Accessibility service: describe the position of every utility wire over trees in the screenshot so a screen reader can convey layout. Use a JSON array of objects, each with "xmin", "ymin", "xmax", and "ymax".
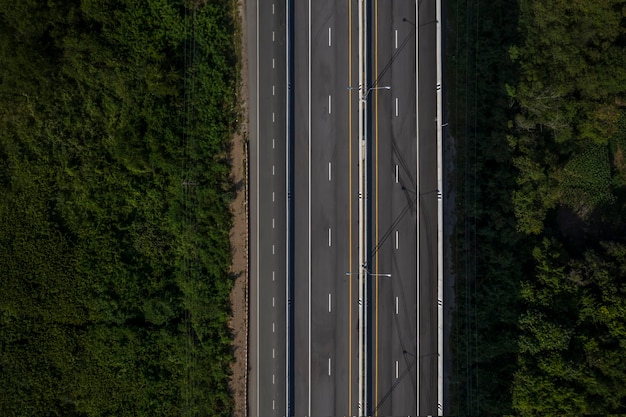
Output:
[
  {"xmin": 0, "ymin": 0, "xmax": 239, "ymax": 416},
  {"xmin": 448, "ymin": 0, "xmax": 626, "ymax": 415}
]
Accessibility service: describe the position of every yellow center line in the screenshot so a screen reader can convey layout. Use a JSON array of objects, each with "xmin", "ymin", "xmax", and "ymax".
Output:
[
  {"xmin": 374, "ymin": 0, "xmax": 380, "ymax": 414},
  {"xmin": 348, "ymin": 0, "xmax": 353, "ymax": 414}
]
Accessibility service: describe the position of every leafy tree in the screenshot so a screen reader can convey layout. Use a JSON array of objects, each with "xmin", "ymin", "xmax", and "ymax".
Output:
[{"xmin": 0, "ymin": 0, "xmax": 237, "ymax": 415}]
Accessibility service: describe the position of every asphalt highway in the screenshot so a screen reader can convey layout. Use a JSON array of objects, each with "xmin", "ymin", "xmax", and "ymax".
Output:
[
  {"xmin": 247, "ymin": 0, "xmax": 287, "ymax": 415},
  {"xmin": 248, "ymin": 0, "xmax": 440, "ymax": 415},
  {"xmin": 366, "ymin": 0, "xmax": 419, "ymax": 415},
  {"xmin": 418, "ymin": 0, "xmax": 441, "ymax": 415},
  {"xmin": 369, "ymin": 0, "xmax": 439, "ymax": 415},
  {"xmin": 416, "ymin": 0, "xmax": 440, "ymax": 414},
  {"xmin": 292, "ymin": 0, "xmax": 360, "ymax": 415}
]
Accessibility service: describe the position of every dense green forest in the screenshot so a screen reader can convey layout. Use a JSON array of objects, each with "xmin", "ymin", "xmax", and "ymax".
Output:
[
  {"xmin": 0, "ymin": 0, "xmax": 238, "ymax": 416},
  {"xmin": 448, "ymin": 0, "xmax": 626, "ymax": 415}
]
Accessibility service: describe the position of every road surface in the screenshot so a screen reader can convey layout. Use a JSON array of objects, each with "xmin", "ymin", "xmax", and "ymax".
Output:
[
  {"xmin": 247, "ymin": 0, "xmax": 288, "ymax": 415},
  {"xmin": 248, "ymin": 0, "xmax": 441, "ymax": 415},
  {"xmin": 368, "ymin": 0, "xmax": 440, "ymax": 415},
  {"xmin": 292, "ymin": 0, "xmax": 360, "ymax": 415}
]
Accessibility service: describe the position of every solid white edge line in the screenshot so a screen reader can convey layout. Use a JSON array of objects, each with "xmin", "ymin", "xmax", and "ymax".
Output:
[
  {"xmin": 286, "ymin": 0, "xmax": 292, "ymax": 410},
  {"xmin": 357, "ymin": 0, "xmax": 365, "ymax": 412},
  {"xmin": 363, "ymin": 0, "xmax": 370, "ymax": 411},
  {"xmin": 436, "ymin": 0, "xmax": 444, "ymax": 412},
  {"xmin": 415, "ymin": 0, "xmax": 421, "ymax": 414},
  {"xmin": 308, "ymin": 0, "xmax": 312, "ymax": 413}
]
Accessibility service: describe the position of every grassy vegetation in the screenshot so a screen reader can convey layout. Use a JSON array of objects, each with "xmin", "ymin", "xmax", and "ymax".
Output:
[
  {"xmin": 0, "ymin": 0, "xmax": 238, "ymax": 415},
  {"xmin": 448, "ymin": 0, "xmax": 626, "ymax": 415}
]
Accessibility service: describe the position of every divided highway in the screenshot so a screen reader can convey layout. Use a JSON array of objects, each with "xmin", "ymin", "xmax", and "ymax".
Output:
[
  {"xmin": 368, "ymin": 1, "xmax": 441, "ymax": 415},
  {"xmin": 248, "ymin": 0, "xmax": 287, "ymax": 415},
  {"xmin": 248, "ymin": 0, "xmax": 442, "ymax": 415},
  {"xmin": 292, "ymin": 0, "xmax": 359, "ymax": 415},
  {"xmin": 367, "ymin": 0, "xmax": 419, "ymax": 415}
]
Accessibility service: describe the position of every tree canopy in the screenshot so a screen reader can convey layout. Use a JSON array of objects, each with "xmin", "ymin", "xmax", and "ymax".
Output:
[
  {"xmin": 449, "ymin": 0, "xmax": 626, "ymax": 414},
  {"xmin": 0, "ymin": 0, "xmax": 238, "ymax": 415}
]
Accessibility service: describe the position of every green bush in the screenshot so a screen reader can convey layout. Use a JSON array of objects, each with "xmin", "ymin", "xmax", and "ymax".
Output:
[{"xmin": 0, "ymin": 1, "xmax": 237, "ymax": 415}]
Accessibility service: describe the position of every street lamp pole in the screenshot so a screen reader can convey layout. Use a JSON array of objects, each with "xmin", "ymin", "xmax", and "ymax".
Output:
[
  {"xmin": 346, "ymin": 262, "xmax": 391, "ymax": 417},
  {"xmin": 361, "ymin": 85, "xmax": 391, "ymax": 101},
  {"xmin": 352, "ymin": 7, "xmax": 390, "ymax": 411},
  {"xmin": 346, "ymin": 267, "xmax": 392, "ymax": 279},
  {"xmin": 347, "ymin": 85, "xmax": 391, "ymax": 101}
]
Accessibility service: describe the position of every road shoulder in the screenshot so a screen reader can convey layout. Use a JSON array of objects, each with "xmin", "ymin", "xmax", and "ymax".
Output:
[{"xmin": 228, "ymin": 0, "xmax": 250, "ymax": 415}]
